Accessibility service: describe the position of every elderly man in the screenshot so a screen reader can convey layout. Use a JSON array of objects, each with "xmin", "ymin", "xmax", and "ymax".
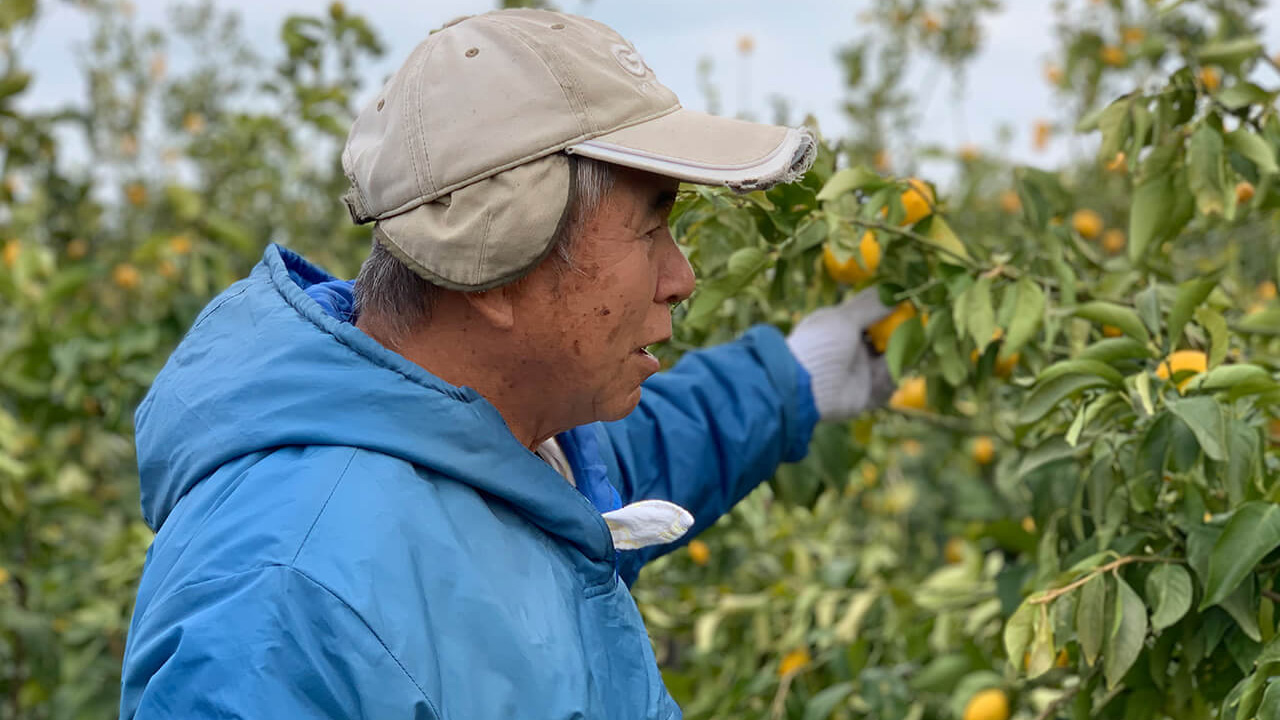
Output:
[{"xmin": 119, "ymin": 8, "xmax": 893, "ymax": 719}]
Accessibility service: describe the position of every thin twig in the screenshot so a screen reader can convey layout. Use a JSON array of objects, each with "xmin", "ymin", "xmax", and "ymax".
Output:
[
  {"xmin": 1029, "ymin": 556, "xmax": 1176, "ymax": 605},
  {"xmin": 855, "ymin": 219, "xmax": 981, "ymax": 270},
  {"xmin": 1262, "ymin": 589, "xmax": 1280, "ymax": 603}
]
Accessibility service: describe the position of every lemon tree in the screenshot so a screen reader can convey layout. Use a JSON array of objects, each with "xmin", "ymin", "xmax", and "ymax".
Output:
[{"xmin": 634, "ymin": 1, "xmax": 1280, "ymax": 719}]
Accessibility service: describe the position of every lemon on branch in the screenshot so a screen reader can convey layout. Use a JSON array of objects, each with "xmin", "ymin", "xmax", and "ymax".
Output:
[
  {"xmin": 889, "ymin": 376, "xmax": 927, "ymax": 411},
  {"xmin": 1071, "ymin": 209, "xmax": 1103, "ymax": 240},
  {"xmin": 899, "ymin": 177, "xmax": 934, "ymax": 226},
  {"xmin": 866, "ymin": 301, "xmax": 918, "ymax": 353},
  {"xmin": 822, "ymin": 231, "xmax": 880, "ymax": 285},
  {"xmin": 1156, "ymin": 350, "xmax": 1207, "ymax": 391},
  {"xmin": 963, "ymin": 688, "xmax": 1009, "ymax": 720}
]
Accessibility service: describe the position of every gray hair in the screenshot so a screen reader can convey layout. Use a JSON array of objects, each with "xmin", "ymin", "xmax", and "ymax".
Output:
[{"xmin": 354, "ymin": 155, "xmax": 616, "ymax": 347}]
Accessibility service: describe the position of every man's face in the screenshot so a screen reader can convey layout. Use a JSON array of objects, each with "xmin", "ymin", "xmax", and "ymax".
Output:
[{"xmin": 510, "ymin": 167, "xmax": 695, "ymax": 427}]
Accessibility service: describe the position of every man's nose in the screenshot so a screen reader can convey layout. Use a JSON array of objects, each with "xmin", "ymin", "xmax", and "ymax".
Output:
[{"xmin": 657, "ymin": 234, "xmax": 696, "ymax": 306}]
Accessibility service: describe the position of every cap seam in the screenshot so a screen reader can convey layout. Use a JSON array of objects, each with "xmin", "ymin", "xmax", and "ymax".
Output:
[
  {"xmin": 499, "ymin": 17, "xmax": 595, "ymax": 137},
  {"xmin": 474, "ymin": 206, "xmax": 493, "ymax": 284},
  {"xmin": 411, "ymin": 39, "xmax": 440, "ymax": 198}
]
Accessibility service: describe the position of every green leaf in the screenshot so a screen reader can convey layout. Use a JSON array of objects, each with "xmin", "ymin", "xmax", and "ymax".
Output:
[
  {"xmin": 725, "ymin": 247, "xmax": 768, "ymax": 279},
  {"xmin": 1188, "ymin": 124, "xmax": 1227, "ymax": 216},
  {"xmin": 909, "ymin": 655, "xmax": 972, "ymax": 693},
  {"xmin": 1226, "ymin": 128, "xmax": 1279, "ymax": 175},
  {"xmin": 1186, "ymin": 364, "xmax": 1277, "ymax": 396},
  {"xmin": 1036, "ymin": 359, "xmax": 1125, "ymax": 388},
  {"xmin": 1028, "ymin": 604, "xmax": 1056, "ymax": 678},
  {"xmin": 959, "ymin": 276, "xmax": 995, "ymax": 349},
  {"xmin": 1168, "ymin": 396, "xmax": 1227, "ymax": 461},
  {"xmin": 1217, "ymin": 84, "xmax": 1276, "ymax": 112},
  {"xmin": 1128, "ymin": 171, "xmax": 1193, "ymax": 265},
  {"xmin": 885, "ymin": 316, "xmax": 926, "ymax": 382},
  {"xmin": 1018, "ymin": 374, "xmax": 1113, "ymax": 426},
  {"xmin": 1167, "ymin": 275, "xmax": 1218, "ymax": 350},
  {"xmin": 803, "ymin": 682, "xmax": 854, "ymax": 720},
  {"xmin": 1105, "ymin": 576, "xmax": 1148, "ymax": 689},
  {"xmin": 1145, "ymin": 564, "xmax": 1192, "ymax": 631},
  {"xmin": 1196, "ymin": 307, "xmax": 1230, "ymax": 367},
  {"xmin": 1077, "ymin": 337, "xmax": 1155, "ymax": 364},
  {"xmin": 1196, "ymin": 38, "xmax": 1263, "ymax": 65},
  {"xmin": 1201, "ymin": 502, "xmax": 1280, "ymax": 610},
  {"xmin": 816, "ymin": 166, "xmax": 884, "ymax": 201},
  {"xmin": 923, "ymin": 215, "xmax": 972, "ymax": 263},
  {"xmin": 1002, "ymin": 278, "xmax": 1044, "ymax": 360},
  {"xmin": 1256, "ymin": 680, "xmax": 1280, "ymax": 720},
  {"xmin": 1235, "ymin": 307, "xmax": 1280, "ymax": 336},
  {"xmin": 1129, "ymin": 175, "xmax": 1171, "ymax": 263},
  {"xmin": 1220, "ymin": 579, "xmax": 1262, "ymax": 642},
  {"xmin": 1005, "ymin": 601, "xmax": 1036, "ymax": 667},
  {"xmin": 1073, "ymin": 302, "xmax": 1150, "ymax": 342},
  {"xmin": 1078, "ymin": 574, "xmax": 1107, "ymax": 666}
]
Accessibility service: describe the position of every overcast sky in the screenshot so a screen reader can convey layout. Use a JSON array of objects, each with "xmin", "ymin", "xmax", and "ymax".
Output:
[{"xmin": 16, "ymin": 1, "xmax": 1280, "ymax": 176}]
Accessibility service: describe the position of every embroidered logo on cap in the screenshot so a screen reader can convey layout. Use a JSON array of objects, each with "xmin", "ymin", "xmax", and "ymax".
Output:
[{"xmin": 611, "ymin": 42, "xmax": 649, "ymax": 78}]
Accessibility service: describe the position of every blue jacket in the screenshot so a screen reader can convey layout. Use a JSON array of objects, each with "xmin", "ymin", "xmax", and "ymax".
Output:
[{"xmin": 119, "ymin": 245, "xmax": 818, "ymax": 719}]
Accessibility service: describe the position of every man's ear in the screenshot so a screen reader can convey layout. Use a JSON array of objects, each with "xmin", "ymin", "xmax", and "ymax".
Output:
[{"xmin": 463, "ymin": 285, "xmax": 516, "ymax": 330}]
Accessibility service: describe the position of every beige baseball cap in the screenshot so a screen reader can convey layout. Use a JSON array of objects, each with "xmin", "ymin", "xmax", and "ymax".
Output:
[{"xmin": 342, "ymin": 8, "xmax": 815, "ymax": 290}]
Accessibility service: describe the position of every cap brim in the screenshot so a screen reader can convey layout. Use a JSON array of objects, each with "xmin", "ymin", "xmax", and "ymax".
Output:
[{"xmin": 566, "ymin": 108, "xmax": 815, "ymax": 192}]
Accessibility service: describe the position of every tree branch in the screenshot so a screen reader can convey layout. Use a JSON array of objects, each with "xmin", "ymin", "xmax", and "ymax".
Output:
[{"xmin": 1029, "ymin": 555, "xmax": 1176, "ymax": 606}]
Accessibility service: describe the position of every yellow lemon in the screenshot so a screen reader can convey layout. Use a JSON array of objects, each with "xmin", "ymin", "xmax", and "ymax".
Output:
[
  {"xmin": 1043, "ymin": 64, "xmax": 1063, "ymax": 85},
  {"xmin": 1071, "ymin": 209, "xmax": 1104, "ymax": 240},
  {"xmin": 959, "ymin": 144, "xmax": 981, "ymax": 162},
  {"xmin": 687, "ymin": 539, "xmax": 710, "ymax": 567},
  {"xmin": 1236, "ymin": 181, "xmax": 1256, "ymax": 204},
  {"xmin": 1102, "ymin": 324, "xmax": 1124, "ymax": 338},
  {"xmin": 778, "ymin": 649, "xmax": 811, "ymax": 676},
  {"xmin": 944, "ymin": 537, "xmax": 965, "ymax": 564},
  {"xmin": 1021, "ymin": 516, "xmax": 1036, "ymax": 533},
  {"xmin": 2, "ymin": 239, "xmax": 19, "ymax": 268},
  {"xmin": 1100, "ymin": 45, "xmax": 1127, "ymax": 67},
  {"xmin": 182, "ymin": 112, "xmax": 206, "ymax": 135},
  {"xmin": 963, "ymin": 688, "xmax": 1010, "ymax": 720},
  {"xmin": 0, "ymin": 566, "xmax": 9, "ymax": 584},
  {"xmin": 889, "ymin": 376, "xmax": 928, "ymax": 411},
  {"xmin": 1033, "ymin": 120, "xmax": 1052, "ymax": 151},
  {"xmin": 899, "ymin": 178, "xmax": 935, "ymax": 225},
  {"xmin": 1156, "ymin": 350, "xmax": 1207, "ymax": 391},
  {"xmin": 124, "ymin": 182, "xmax": 148, "ymax": 207},
  {"xmin": 168, "ymin": 234, "xmax": 193, "ymax": 255},
  {"xmin": 112, "ymin": 263, "xmax": 141, "ymax": 291},
  {"xmin": 971, "ymin": 436, "xmax": 995, "ymax": 465},
  {"xmin": 1105, "ymin": 152, "xmax": 1126, "ymax": 173},
  {"xmin": 822, "ymin": 231, "xmax": 881, "ymax": 285},
  {"xmin": 999, "ymin": 190, "xmax": 1021, "ymax": 214},
  {"xmin": 1121, "ymin": 27, "xmax": 1145, "ymax": 45},
  {"xmin": 66, "ymin": 238, "xmax": 89, "ymax": 260},
  {"xmin": 1259, "ymin": 281, "xmax": 1277, "ymax": 301},
  {"xmin": 867, "ymin": 302, "xmax": 918, "ymax": 353},
  {"xmin": 1101, "ymin": 229, "xmax": 1126, "ymax": 255},
  {"xmin": 1200, "ymin": 67, "xmax": 1221, "ymax": 92}
]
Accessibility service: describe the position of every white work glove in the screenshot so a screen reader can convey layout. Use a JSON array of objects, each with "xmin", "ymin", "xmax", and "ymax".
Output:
[{"xmin": 785, "ymin": 289, "xmax": 897, "ymax": 421}]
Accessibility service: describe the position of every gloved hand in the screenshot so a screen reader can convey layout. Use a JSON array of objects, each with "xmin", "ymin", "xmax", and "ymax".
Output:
[{"xmin": 785, "ymin": 289, "xmax": 897, "ymax": 421}]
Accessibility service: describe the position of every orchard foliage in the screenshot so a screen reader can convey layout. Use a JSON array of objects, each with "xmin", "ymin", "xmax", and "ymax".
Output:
[{"xmin": 0, "ymin": 1, "xmax": 1278, "ymax": 719}]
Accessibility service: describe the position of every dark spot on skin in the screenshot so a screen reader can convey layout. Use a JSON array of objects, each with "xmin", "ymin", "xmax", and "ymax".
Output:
[
  {"xmin": 572, "ymin": 339, "xmax": 581, "ymax": 356},
  {"xmin": 598, "ymin": 307, "xmax": 611, "ymax": 316}
]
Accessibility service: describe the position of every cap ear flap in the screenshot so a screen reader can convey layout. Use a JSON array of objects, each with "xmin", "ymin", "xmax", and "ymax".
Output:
[{"xmin": 372, "ymin": 154, "xmax": 571, "ymax": 291}]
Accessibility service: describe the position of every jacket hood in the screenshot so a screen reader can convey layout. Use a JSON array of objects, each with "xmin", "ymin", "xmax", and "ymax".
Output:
[{"xmin": 134, "ymin": 244, "xmax": 613, "ymax": 561}]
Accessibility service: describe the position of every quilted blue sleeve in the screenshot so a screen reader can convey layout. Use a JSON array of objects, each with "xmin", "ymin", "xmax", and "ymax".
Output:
[
  {"xmin": 598, "ymin": 325, "xmax": 819, "ymax": 584},
  {"xmin": 120, "ymin": 565, "xmax": 438, "ymax": 720}
]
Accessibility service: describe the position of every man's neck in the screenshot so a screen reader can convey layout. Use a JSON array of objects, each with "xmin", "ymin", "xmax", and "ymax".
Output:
[{"xmin": 355, "ymin": 311, "xmax": 566, "ymax": 452}]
